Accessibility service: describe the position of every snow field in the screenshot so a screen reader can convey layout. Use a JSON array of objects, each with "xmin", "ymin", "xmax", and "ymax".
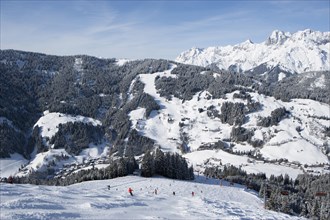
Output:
[{"xmin": 0, "ymin": 176, "xmax": 304, "ymax": 219}]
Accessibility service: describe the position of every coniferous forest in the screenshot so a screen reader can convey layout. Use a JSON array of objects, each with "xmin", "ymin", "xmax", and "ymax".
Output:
[{"xmin": 204, "ymin": 166, "xmax": 330, "ymax": 219}]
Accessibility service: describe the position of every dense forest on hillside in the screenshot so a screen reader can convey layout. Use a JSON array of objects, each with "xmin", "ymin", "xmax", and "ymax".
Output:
[
  {"xmin": 204, "ymin": 166, "xmax": 330, "ymax": 219},
  {"xmin": 1, "ymin": 50, "xmax": 329, "ymax": 158}
]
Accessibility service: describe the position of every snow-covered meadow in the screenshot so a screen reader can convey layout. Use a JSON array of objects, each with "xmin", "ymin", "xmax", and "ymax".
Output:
[{"xmin": 0, "ymin": 175, "xmax": 304, "ymax": 220}]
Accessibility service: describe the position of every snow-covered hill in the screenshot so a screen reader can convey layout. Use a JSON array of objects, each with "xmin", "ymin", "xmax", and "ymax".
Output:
[
  {"xmin": 34, "ymin": 111, "xmax": 102, "ymax": 147},
  {"xmin": 176, "ymin": 29, "xmax": 330, "ymax": 74},
  {"xmin": 127, "ymin": 65, "xmax": 330, "ymax": 179},
  {"xmin": 0, "ymin": 175, "xmax": 303, "ymax": 219}
]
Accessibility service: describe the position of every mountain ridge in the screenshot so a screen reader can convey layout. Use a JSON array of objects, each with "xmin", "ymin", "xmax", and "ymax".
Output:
[{"xmin": 176, "ymin": 29, "xmax": 330, "ymax": 74}]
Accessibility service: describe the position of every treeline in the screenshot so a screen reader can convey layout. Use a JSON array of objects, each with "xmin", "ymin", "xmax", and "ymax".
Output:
[
  {"xmin": 155, "ymin": 64, "xmax": 256, "ymax": 101},
  {"xmin": 7, "ymin": 149, "xmax": 195, "ymax": 185},
  {"xmin": 204, "ymin": 165, "xmax": 266, "ymax": 192},
  {"xmin": 204, "ymin": 165, "xmax": 330, "ymax": 219},
  {"xmin": 258, "ymin": 71, "xmax": 330, "ymax": 104},
  {"xmin": 141, "ymin": 148, "xmax": 194, "ymax": 180}
]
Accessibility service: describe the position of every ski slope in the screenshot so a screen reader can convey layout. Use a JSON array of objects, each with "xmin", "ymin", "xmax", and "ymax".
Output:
[{"xmin": 0, "ymin": 175, "xmax": 304, "ymax": 219}]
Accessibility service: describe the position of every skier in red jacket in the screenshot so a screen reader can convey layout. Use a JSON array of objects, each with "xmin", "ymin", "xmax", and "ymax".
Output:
[{"xmin": 128, "ymin": 187, "xmax": 133, "ymax": 196}]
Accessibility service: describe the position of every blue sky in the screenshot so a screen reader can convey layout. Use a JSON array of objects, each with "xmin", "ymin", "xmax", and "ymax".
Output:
[{"xmin": 1, "ymin": 0, "xmax": 329, "ymax": 60}]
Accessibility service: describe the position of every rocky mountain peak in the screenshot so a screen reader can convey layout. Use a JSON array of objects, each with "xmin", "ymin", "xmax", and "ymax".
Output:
[
  {"xmin": 176, "ymin": 29, "xmax": 330, "ymax": 74},
  {"xmin": 265, "ymin": 30, "xmax": 290, "ymax": 45}
]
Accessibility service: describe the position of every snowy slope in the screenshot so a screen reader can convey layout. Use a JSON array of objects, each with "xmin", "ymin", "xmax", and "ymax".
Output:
[
  {"xmin": 34, "ymin": 111, "xmax": 102, "ymax": 146},
  {"xmin": 15, "ymin": 144, "xmax": 110, "ymax": 178},
  {"xmin": 128, "ymin": 64, "xmax": 329, "ymax": 178},
  {"xmin": 6, "ymin": 111, "xmax": 109, "ymax": 178},
  {"xmin": 0, "ymin": 154, "xmax": 28, "ymax": 178},
  {"xmin": 1, "ymin": 90, "xmax": 111, "ymax": 179},
  {"xmin": 176, "ymin": 29, "xmax": 330, "ymax": 73},
  {"xmin": 0, "ymin": 175, "xmax": 304, "ymax": 219}
]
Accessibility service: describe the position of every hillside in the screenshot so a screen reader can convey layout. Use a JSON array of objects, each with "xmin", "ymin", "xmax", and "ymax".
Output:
[
  {"xmin": 0, "ymin": 175, "xmax": 304, "ymax": 219},
  {"xmin": 0, "ymin": 49, "xmax": 329, "ymax": 181}
]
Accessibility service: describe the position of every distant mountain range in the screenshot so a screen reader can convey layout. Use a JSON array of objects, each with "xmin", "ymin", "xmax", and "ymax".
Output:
[{"xmin": 176, "ymin": 29, "xmax": 330, "ymax": 77}]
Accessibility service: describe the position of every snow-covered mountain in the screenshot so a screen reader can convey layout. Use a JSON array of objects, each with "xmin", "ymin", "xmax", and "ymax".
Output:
[
  {"xmin": 0, "ymin": 49, "xmax": 329, "ymax": 177},
  {"xmin": 176, "ymin": 29, "xmax": 330, "ymax": 74}
]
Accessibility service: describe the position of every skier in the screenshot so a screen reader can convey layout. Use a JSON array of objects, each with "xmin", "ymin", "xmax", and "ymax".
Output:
[
  {"xmin": 192, "ymin": 191, "xmax": 195, "ymax": 196},
  {"xmin": 154, "ymin": 189, "xmax": 157, "ymax": 195},
  {"xmin": 128, "ymin": 187, "xmax": 133, "ymax": 196},
  {"xmin": 173, "ymin": 191, "xmax": 175, "ymax": 195},
  {"xmin": 107, "ymin": 185, "xmax": 111, "ymax": 190}
]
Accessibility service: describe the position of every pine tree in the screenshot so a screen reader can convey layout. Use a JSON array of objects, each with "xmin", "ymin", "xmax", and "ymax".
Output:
[
  {"xmin": 166, "ymin": 154, "xmax": 175, "ymax": 179},
  {"xmin": 117, "ymin": 157, "xmax": 128, "ymax": 176},
  {"xmin": 127, "ymin": 156, "xmax": 138, "ymax": 174},
  {"xmin": 188, "ymin": 165, "xmax": 194, "ymax": 180},
  {"xmin": 283, "ymin": 174, "xmax": 290, "ymax": 185},
  {"xmin": 141, "ymin": 151, "xmax": 155, "ymax": 177},
  {"xmin": 109, "ymin": 162, "xmax": 118, "ymax": 178},
  {"xmin": 154, "ymin": 148, "xmax": 165, "ymax": 176}
]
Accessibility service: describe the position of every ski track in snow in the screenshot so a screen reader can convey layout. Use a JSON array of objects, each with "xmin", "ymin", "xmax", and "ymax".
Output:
[{"xmin": 0, "ymin": 176, "xmax": 304, "ymax": 220}]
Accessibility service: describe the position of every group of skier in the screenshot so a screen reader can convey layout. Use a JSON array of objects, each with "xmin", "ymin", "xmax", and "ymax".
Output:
[
  {"xmin": 125, "ymin": 187, "xmax": 196, "ymax": 197},
  {"xmin": 107, "ymin": 180, "xmax": 201, "ymax": 197}
]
